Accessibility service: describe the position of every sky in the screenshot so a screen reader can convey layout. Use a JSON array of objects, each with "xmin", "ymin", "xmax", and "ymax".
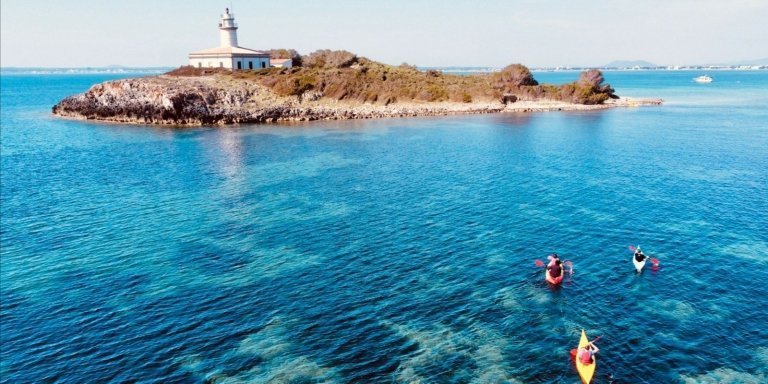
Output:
[{"xmin": 1, "ymin": 0, "xmax": 767, "ymax": 68}]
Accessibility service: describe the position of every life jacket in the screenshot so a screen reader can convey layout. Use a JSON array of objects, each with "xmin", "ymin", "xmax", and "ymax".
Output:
[
  {"xmin": 634, "ymin": 253, "xmax": 646, "ymax": 262},
  {"xmin": 548, "ymin": 264, "xmax": 562, "ymax": 278},
  {"xmin": 579, "ymin": 349, "xmax": 593, "ymax": 364}
]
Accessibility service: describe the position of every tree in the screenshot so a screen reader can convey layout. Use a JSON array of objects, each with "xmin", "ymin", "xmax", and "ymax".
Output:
[
  {"xmin": 269, "ymin": 49, "xmax": 299, "ymax": 60},
  {"xmin": 269, "ymin": 49, "xmax": 303, "ymax": 67},
  {"xmin": 491, "ymin": 64, "xmax": 538, "ymax": 93},
  {"xmin": 579, "ymin": 70, "xmax": 615, "ymax": 95},
  {"xmin": 303, "ymin": 50, "xmax": 358, "ymax": 69}
]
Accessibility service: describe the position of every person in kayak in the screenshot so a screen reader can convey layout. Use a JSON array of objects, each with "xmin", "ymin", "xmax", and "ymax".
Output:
[
  {"xmin": 547, "ymin": 253, "xmax": 560, "ymax": 266},
  {"xmin": 578, "ymin": 340, "xmax": 599, "ymax": 365},
  {"xmin": 548, "ymin": 259, "xmax": 563, "ymax": 279},
  {"xmin": 634, "ymin": 247, "xmax": 647, "ymax": 263}
]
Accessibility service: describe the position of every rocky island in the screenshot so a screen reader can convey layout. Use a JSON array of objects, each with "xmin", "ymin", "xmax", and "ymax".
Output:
[{"xmin": 52, "ymin": 50, "xmax": 662, "ymax": 125}]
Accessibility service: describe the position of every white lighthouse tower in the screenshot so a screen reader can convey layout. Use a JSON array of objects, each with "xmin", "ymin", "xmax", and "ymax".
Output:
[
  {"xmin": 219, "ymin": 8, "xmax": 238, "ymax": 47},
  {"xmin": 188, "ymin": 8, "xmax": 271, "ymax": 70}
]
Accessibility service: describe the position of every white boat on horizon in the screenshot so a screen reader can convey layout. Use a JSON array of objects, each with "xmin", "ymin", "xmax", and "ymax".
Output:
[{"xmin": 694, "ymin": 75, "xmax": 713, "ymax": 83}]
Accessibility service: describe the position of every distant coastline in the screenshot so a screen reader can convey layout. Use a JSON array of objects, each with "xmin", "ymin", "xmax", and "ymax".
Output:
[
  {"xmin": 532, "ymin": 65, "xmax": 768, "ymax": 72},
  {"xmin": 0, "ymin": 67, "xmax": 173, "ymax": 75},
  {"xmin": 5, "ymin": 65, "xmax": 767, "ymax": 76}
]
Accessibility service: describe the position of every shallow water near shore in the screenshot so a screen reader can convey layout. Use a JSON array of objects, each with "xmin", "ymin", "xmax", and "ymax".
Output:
[{"xmin": 2, "ymin": 71, "xmax": 768, "ymax": 383}]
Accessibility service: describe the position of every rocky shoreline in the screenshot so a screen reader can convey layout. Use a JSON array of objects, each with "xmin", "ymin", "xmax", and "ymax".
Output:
[{"xmin": 52, "ymin": 75, "xmax": 662, "ymax": 126}]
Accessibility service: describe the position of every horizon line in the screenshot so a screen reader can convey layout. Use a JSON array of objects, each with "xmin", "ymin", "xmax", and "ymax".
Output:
[{"xmin": 3, "ymin": 64, "xmax": 768, "ymax": 71}]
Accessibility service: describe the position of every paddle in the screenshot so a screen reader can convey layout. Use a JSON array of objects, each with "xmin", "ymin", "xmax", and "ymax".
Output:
[
  {"xmin": 536, "ymin": 259, "xmax": 573, "ymax": 276},
  {"xmin": 564, "ymin": 261, "xmax": 574, "ymax": 275},
  {"xmin": 536, "ymin": 253, "xmax": 562, "ymax": 267}
]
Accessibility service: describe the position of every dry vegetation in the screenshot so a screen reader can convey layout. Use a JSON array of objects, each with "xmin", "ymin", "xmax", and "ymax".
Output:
[{"xmin": 167, "ymin": 50, "xmax": 617, "ymax": 105}]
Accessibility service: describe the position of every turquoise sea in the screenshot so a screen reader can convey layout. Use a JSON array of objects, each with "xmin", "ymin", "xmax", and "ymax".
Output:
[{"xmin": 1, "ymin": 70, "xmax": 767, "ymax": 383}]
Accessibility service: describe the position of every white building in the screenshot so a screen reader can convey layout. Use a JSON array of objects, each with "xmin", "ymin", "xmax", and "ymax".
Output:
[
  {"xmin": 270, "ymin": 58, "xmax": 293, "ymax": 68},
  {"xmin": 189, "ymin": 8, "xmax": 270, "ymax": 70}
]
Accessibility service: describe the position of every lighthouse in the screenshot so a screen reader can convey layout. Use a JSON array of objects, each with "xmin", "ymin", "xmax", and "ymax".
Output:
[
  {"xmin": 188, "ymin": 8, "xmax": 271, "ymax": 70},
  {"xmin": 219, "ymin": 8, "xmax": 238, "ymax": 47}
]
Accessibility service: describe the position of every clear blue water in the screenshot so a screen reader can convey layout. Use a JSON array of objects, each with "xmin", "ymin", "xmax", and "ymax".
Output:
[{"xmin": 2, "ymin": 71, "xmax": 768, "ymax": 383}]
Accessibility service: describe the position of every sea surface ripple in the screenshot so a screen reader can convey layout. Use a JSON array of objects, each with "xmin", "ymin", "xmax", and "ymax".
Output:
[{"xmin": 1, "ymin": 71, "xmax": 768, "ymax": 383}]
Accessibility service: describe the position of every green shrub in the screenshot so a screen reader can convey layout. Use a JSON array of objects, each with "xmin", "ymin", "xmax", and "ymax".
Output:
[
  {"xmin": 491, "ymin": 64, "xmax": 538, "ymax": 92},
  {"xmin": 303, "ymin": 50, "xmax": 358, "ymax": 68}
]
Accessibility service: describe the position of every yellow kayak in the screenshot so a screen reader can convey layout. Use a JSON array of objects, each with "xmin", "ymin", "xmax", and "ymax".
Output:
[{"xmin": 575, "ymin": 329, "xmax": 596, "ymax": 384}]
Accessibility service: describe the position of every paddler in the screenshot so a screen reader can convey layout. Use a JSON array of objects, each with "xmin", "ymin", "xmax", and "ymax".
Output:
[
  {"xmin": 578, "ymin": 339, "xmax": 600, "ymax": 365},
  {"xmin": 548, "ymin": 259, "xmax": 563, "ymax": 279},
  {"xmin": 547, "ymin": 253, "xmax": 560, "ymax": 266},
  {"xmin": 633, "ymin": 246, "xmax": 647, "ymax": 263}
]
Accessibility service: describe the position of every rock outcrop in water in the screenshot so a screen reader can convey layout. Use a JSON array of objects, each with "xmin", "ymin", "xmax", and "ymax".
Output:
[
  {"xmin": 54, "ymin": 76, "xmax": 298, "ymax": 125},
  {"xmin": 52, "ymin": 52, "xmax": 662, "ymax": 125}
]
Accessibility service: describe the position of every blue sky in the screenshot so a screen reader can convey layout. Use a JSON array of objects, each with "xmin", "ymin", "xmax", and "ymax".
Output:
[{"xmin": 1, "ymin": 0, "xmax": 766, "ymax": 68}]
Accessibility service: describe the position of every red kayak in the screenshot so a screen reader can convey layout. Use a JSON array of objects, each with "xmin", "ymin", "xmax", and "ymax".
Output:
[{"xmin": 545, "ymin": 268, "xmax": 563, "ymax": 284}]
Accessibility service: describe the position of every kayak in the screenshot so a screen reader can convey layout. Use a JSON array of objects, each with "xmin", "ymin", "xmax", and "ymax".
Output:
[
  {"xmin": 633, "ymin": 255, "xmax": 646, "ymax": 272},
  {"xmin": 575, "ymin": 329, "xmax": 596, "ymax": 384},
  {"xmin": 545, "ymin": 268, "xmax": 563, "ymax": 284}
]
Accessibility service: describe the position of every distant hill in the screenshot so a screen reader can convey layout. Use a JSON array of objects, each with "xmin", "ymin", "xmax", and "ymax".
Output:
[
  {"xmin": 602, "ymin": 58, "xmax": 768, "ymax": 68},
  {"xmin": 603, "ymin": 60, "xmax": 659, "ymax": 68}
]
